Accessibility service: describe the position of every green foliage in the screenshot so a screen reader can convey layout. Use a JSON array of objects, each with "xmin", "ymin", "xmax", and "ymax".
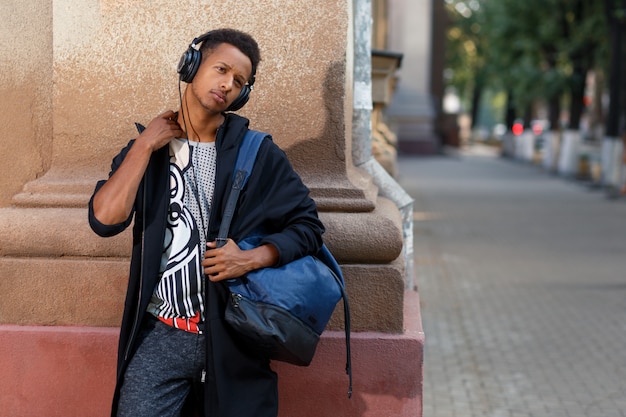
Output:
[{"xmin": 444, "ymin": 0, "xmax": 609, "ymax": 122}]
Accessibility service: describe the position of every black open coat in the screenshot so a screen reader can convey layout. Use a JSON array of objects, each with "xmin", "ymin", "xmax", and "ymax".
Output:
[{"xmin": 88, "ymin": 113, "xmax": 324, "ymax": 417}]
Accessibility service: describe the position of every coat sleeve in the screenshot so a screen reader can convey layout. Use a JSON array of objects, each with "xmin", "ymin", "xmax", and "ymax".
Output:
[
  {"xmin": 237, "ymin": 139, "xmax": 325, "ymax": 266},
  {"xmin": 87, "ymin": 140, "xmax": 137, "ymax": 237}
]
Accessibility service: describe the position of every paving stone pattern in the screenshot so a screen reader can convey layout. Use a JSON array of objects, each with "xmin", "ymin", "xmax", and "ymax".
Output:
[{"xmin": 398, "ymin": 148, "xmax": 626, "ymax": 417}]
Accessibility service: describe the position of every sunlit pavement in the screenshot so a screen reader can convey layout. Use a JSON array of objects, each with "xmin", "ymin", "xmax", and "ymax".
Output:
[{"xmin": 397, "ymin": 145, "xmax": 626, "ymax": 417}]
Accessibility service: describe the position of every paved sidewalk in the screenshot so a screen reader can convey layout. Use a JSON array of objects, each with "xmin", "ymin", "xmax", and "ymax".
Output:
[{"xmin": 397, "ymin": 147, "xmax": 626, "ymax": 417}]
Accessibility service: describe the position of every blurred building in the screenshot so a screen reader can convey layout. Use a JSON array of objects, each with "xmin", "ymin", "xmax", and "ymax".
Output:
[{"xmin": 373, "ymin": 0, "xmax": 447, "ymax": 154}]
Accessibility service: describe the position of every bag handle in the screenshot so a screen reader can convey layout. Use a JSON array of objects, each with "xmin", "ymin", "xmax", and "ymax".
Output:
[{"xmin": 218, "ymin": 129, "xmax": 353, "ymax": 398}]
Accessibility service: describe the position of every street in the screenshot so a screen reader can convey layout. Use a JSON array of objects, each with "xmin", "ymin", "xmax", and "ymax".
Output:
[{"xmin": 397, "ymin": 146, "xmax": 626, "ymax": 417}]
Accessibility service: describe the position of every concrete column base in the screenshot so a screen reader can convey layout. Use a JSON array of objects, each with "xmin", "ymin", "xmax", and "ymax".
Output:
[
  {"xmin": 0, "ymin": 203, "xmax": 406, "ymax": 333},
  {"xmin": 0, "ymin": 290, "xmax": 423, "ymax": 417}
]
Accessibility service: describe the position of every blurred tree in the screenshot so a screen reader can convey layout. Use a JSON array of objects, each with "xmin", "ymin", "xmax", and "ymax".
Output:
[
  {"xmin": 444, "ymin": 0, "xmax": 486, "ymax": 129},
  {"xmin": 444, "ymin": 0, "xmax": 609, "ymax": 133},
  {"xmin": 604, "ymin": 0, "xmax": 626, "ymax": 138},
  {"xmin": 560, "ymin": 0, "xmax": 608, "ymax": 130}
]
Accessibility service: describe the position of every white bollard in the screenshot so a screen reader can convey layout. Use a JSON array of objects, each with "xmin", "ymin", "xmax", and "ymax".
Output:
[{"xmin": 558, "ymin": 130, "xmax": 581, "ymax": 177}]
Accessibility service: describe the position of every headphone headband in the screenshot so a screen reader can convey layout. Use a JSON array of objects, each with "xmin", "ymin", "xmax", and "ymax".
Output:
[{"xmin": 190, "ymin": 31, "xmax": 216, "ymax": 49}]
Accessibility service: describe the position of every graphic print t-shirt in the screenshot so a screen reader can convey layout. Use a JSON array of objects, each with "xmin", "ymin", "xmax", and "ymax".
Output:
[{"xmin": 146, "ymin": 139, "xmax": 216, "ymax": 333}]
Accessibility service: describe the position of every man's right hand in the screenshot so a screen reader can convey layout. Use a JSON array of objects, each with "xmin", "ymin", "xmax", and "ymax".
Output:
[{"xmin": 138, "ymin": 110, "xmax": 184, "ymax": 151}]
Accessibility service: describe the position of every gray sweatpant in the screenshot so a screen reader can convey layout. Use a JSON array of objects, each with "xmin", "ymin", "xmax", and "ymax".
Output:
[{"xmin": 117, "ymin": 317, "xmax": 206, "ymax": 417}]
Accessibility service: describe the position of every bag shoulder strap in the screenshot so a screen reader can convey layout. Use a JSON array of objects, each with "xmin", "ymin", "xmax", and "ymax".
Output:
[
  {"xmin": 232, "ymin": 129, "xmax": 267, "ymax": 187},
  {"xmin": 216, "ymin": 129, "xmax": 267, "ymax": 247},
  {"xmin": 217, "ymin": 129, "xmax": 352, "ymax": 398}
]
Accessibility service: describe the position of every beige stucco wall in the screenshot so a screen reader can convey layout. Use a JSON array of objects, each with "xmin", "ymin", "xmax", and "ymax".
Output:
[{"xmin": 0, "ymin": 0, "xmax": 53, "ymax": 205}]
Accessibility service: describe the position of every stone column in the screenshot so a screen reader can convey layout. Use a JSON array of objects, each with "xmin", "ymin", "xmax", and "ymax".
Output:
[
  {"xmin": 0, "ymin": 1, "xmax": 422, "ymax": 415},
  {"xmin": 0, "ymin": 0, "xmax": 53, "ymax": 207},
  {"xmin": 0, "ymin": 0, "xmax": 403, "ymax": 331},
  {"xmin": 386, "ymin": 0, "xmax": 439, "ymax": 154}
]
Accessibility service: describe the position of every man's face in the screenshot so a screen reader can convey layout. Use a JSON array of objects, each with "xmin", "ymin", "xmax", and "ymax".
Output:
[{"xmin": 191, "ymin": 42, "xmax": 253, "ymax": 113}]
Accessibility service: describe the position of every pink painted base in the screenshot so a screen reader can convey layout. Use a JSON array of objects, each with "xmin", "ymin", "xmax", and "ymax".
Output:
[
  {"xmin": 0, "ymin": 326, "xmax": 118, "ymax": 417},
  {"xmin": 0, "ymin": 291, "xmax": 423, "ymax": 417}
]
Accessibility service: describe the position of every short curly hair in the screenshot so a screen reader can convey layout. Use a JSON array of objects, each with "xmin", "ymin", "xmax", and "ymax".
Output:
[{"xmin": 198, "ymin": 28, "xmax": 261, "ymax": 84}]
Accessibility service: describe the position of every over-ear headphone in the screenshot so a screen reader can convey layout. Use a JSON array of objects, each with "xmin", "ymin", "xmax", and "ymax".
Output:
[{"xmin": 177, "ymin": 31, "xmax": 255, "ymax": 112}]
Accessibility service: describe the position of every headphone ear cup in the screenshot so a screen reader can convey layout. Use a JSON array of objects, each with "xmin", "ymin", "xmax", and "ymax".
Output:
[
  {"xmin": 177, "ymin": 47, "xmax": 202, "ymax": 83},
  {"xmin": 226, "ymin": 84, "xmax": 251, "ymax": 112}
]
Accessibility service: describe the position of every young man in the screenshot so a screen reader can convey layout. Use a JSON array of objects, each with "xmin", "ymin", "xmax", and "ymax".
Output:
[{"xmin": 89, "ymin": 28, "xmax": 324, "ymax": 417}]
